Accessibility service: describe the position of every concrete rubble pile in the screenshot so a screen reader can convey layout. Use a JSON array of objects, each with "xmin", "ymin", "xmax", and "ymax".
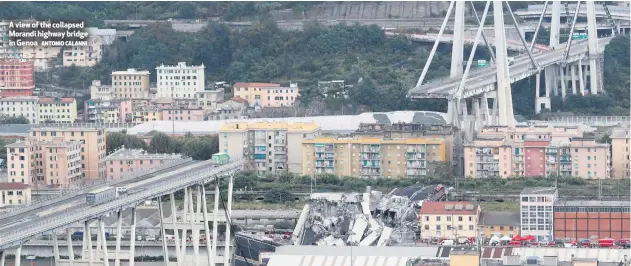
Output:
[{"xmin": 292, "ymin": 185, "xmax": 445, "ymax": 247}]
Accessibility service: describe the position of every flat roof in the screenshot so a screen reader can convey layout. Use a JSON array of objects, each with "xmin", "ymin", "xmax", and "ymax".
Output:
[
  {"xmin": 479, "ymin": 211, "xmax": 520, "ymax": 226},
  {"xmin": 104, "ymin": 148, "xmax": 182, "ymax": 161},
  {"xmin": 555, "ymin": 200, "xmax": 630, "ymax": 207},
  {"xmin": 220, "ymin": 122, "xmax": 321, "ymax": 133},
  {"xmin": 521, "ymin": 187, "xmax": 557, "ymax": 195},
  {"xmin": 303, "ymin": 136, "xmax": 445, "ymax": 145}
]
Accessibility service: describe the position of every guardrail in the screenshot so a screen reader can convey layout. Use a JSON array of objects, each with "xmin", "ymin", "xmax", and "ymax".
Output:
[
  {"xmin": 0, "ymin": 157, "xmax": 193, "ymax": 219},
  {"xmin": 0, "ymin": 158, "xmax": 244, "ymax": 249},
  {"xmin": 545, "ymin": 116, "xmax": 630, "ymax": 125}
]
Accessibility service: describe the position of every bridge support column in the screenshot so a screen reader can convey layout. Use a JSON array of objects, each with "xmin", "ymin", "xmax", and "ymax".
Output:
[
  {"xmin": 571, "ymin": 64, "xmax": 577, "ymax": 95},
  {"xmin": 0, "ymin": 251, "xmax": 5, "ymax": 266},
  {"xmin": 14, "ymin": 245, "xmax": 21, "ymax": 266},
  {"xmin": 493, "ymin": 0, "xmax": 514, "ymax": 127},
  {"xmin": 473, "ymin": 97, "xmax": 482, "ymax": 132},
  {"xmin": 586, "ymin": 0, "xmax": 600, "ymax": 94},
  {"xmin": 224, "ymin": 174, "xmax": 234, "ymax": 266},
  {"xmin": 53, "ymin": 231, "xmax": 61, "ymax": 265},
  {"xmin": 481, "ymin": 93, "xmax": 490, "ymax": 125},
  {"xmin": 189, "ymin": 188, "xmax": 200, "ymax": 266},
  {"xmin": 86, "ymin": 221, "xmax": 94, "ymax": 266},
  {"xmin": 212, "ymin": 181, "xmax": 221, "ymax": 266},
  {"xmin": 170, "ymin": 193, "xmax": 182, "ymax": 266},
  {"xmin": 180, "ymin": 188, "xmax": 189, "ymax": 260},
  {"xmin": 67, "ymin": 228, "xmax": 75, "ymax": 265},
  {"xmin": 114, "ymin": 210, "xmax": 122, "ymax": 266},
  {"xmin": 550, "ymin": 1, "xmax": 561, "ymax": 47},
  {"xmin": 450, "ymin": 1, "xmax": 465, "ymax": 78},
  {"xmin": 158, "ymin": 197, "xmax": 169, "ymax": 266},
  {"xmin": 201, "ymin": 185, "xmax": 215, "ymax": 266},
  {"xmin": 129, "ymin": 207, "xmax": 136, "ymax": 266},
  {"xmin": 560, "ymin": 65, "xmax": 567, "ymax": 99},
  {"xmin": 99, "ymin": 218, "xmax": 109, "ymax": 266},
  {"xmin": 578, "ymin": 59, "xmax": 585, "ymax": 96}
]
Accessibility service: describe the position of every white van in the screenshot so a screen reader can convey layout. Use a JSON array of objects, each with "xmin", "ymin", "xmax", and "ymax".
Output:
[{"xmin": 440, "ymin": 239, "xmax": 454, "ymax": 246}]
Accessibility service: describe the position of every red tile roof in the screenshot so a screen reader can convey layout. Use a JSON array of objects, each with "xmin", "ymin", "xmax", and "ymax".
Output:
[
  {"xmin": 38, "ymin": 97, "xmax": 54, "ymax": 104},
  {"xmin": 419, "ymin": 201, "xmax": 478, "ymax": 215},
  {"xmin": 233, "ymin": 82, "xmax": 280, "ymax": 88},
  {"xmin": 231, "ymin": 96, "xmax": 247, "ymax": 104},
  {"xmin": 38, "ymin": 97, "xmax": 75, "ymax": 104},
  {"xmin": 0, "ymin": 183, "xmax": 30, "ymax": 190},
  {"xmin": 60, "ymin": 98, "xmax": 75, "ymax": 103}
]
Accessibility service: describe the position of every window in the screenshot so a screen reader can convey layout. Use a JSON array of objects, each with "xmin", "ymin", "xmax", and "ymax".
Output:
[
  {"xmin": 458, "ymin": 225, "xmax": 463, "ymax": 230},
  {"xmin": 436, "ymin": 225, "xmax": 441, "ymax": 230},
  {"xmin": 424, "ymin": 225, "xmax": 429, "ymax": 230},
  {"xmin": 446, "ymin": 216, "xmax": 451, "ymax": 222},
  {"xmin": 469, "ymin": 225, "xmax": 474, "ymax": 230},
  {"xmin": 425, "ymin": 216, "xmax": 429, "ymax": 221},
  {"xmin": 458, "ymin": 216, "xmax": 463, "ymax": 222},
  {"xmin": 436, "ymin": 216, "xmax": 441, "ymax": 221},
  {"xmin": 468, "ymin": 216, "xmax": 472, "ymax": 222}
]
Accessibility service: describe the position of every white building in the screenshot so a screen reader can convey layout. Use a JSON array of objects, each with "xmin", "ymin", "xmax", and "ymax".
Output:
[
  {"xmin": 519, "ymin": 187, "xmax": 557, "ymax": 242},
  {"xmin": 63, "ymin": 28, "xmax": 116, "ymax": 67},
  {"xmin": 156, "ymin": 62, "xmax": 205, "ymax": 99},
  {"xmin": 89, "ymin": 80, "xmax": 112, "ymax": 101},
  {"xmin": 0, "ymin": 96, "xmax": 38, "ymax": 124}
]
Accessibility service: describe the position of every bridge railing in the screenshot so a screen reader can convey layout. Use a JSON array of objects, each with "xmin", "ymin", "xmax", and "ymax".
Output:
[
  {"xmin": 0, "ymin": 157, "xmax": 192, "ymax": 219},
  {"xmin": 546, "ymin": 116, "xmax": 630, "ymax": 125},
  {"xmin": 0, "ymin": 158, "xmax": 245, "ymax": 248}
]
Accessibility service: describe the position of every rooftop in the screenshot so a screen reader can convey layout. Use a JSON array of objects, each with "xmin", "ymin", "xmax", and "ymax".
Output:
[
  {"xmin": 0, "ymin": 124, "xmax": 34, "ymax": 137},
  {"xmin": 554, "ymin": 200, "xmax": 630, "ymax": 207},
  {"xmin": 38, "ymin": 97, "xmax": 75, "ymax": 104},
  {"xmin": 0, "ymin": 96, "xmax": 38, "ymax": 102},
  {"xmin": 111, "ymin": 69, "xmax": 150, "ymax": 75},
  {"xmin": 233, "ymin": 82, "xmax": 280, "ymax": 88},
  {"xmin": 126, "ymin": 111, "xmax": 447, "ymax": 135},
  {"xmin": 220, "ymin": 122, "xmax": 321, "ymax": 132},
  {"xmin": 104, "ymin": 147, "xmax": 183, "ymax": 161},
  {"xmin": 303, "ymin": 136, "xmax": 445, "ymax": 145},
  {"xmin": 156, "ymin": 62, "xmax": 204, "ymax": 69},
  {"xmin": 521, "ymin": 187, "xmax": 557, "ymax": 195},
  {"xmin": 610, "ymin": 126, "xmax": 629, "ymax": 139},
  {"xmin": 419, "ymin": 201, "xmax": 478, "ymax": 215},
  {"xmin": 479, "ymin": 211, "xmax": 520, "ymax": 226},
  {"xmin": 0, "ymin": 183, "xmax": 30, "ymax": 190}
]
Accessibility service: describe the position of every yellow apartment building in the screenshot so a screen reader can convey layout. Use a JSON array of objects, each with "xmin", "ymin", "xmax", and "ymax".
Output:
[
  {"xmin": 302, "ymin": 137, "xmax": 446, "ymax": 178},
  {"xmin": 111, "ymin": 68, "xmax": 150, "ymax": 99},
  {"xmin": 419, "ymin": 201, "xmax": 481, "ymax": 239},
  {"xmin": 37, "ymin": 97, "xmax": 77, "ymax": 124},
  {"xmin": 219, "ymin": 122, "xmax": 320, "ymax": 175},
  {"xmin": 478, "ymin": 211, "xmax": 521, "ymax": 239},
  {"xmin": 29, "ymin": 126, "xmax": 106, "ymax": 180},
  {"xmin": 132, "ymin": 107, "xmax": 163, "ymax": 123},
  {"xmin": 0, "ymin": 183, "xmax": 31, "ymax": 207}
]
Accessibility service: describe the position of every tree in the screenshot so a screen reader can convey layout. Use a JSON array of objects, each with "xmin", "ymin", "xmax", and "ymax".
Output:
[
  {"xmin": 149, "ymin": 132, "xmax": 173, "ymax": 154},
  {"xmin": 0, "ymin": 116, "xmax": 29, "ymax": 124},
  {"xmin": 106, "ymin": 132, "xmax": 148, "ymax": 153},
  {"xmin": 263, "ymin": 188, "xmax": 294, "ymax": 203}
]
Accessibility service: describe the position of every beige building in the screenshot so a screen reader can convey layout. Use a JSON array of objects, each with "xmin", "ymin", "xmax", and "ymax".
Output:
[
  {"xmin": 5, "ymin": 139, "xmax": 83, "ymax": 187},
  {"xmin": 0, "ymin": 96, "xmax": 38, "ymax": 124},
  {"xmin": 419, "ymin": 201, "xmax": 481, "ymax": 239},
  {"xmin": 302, "ymin": 137, "xmax": 446, "ymax": 178},
  {"xmin": 0, "ymin": 183, "xmax": 31, "ymax": 207},
  {"xmin": 104, "ymin": 147, "xmax": 182, "ymax": 180},
  {"xmin": 62, "ymin": 28, "xmax": 116, "ymax": 67},
  {"xmin": 29, "ymin": 126, "xmax": 106, "ymax": 180},
  {"xmin": 111, "ymin": 68, "xmax": 150, "ymax": 99},
  {"xmin": 37, "ymin": 97, "xmax": 77, "ymax": 124},
  {"xmin": 219, "ymin": 122, "xmax": 321, "ymax": 175},
  {"xmin": 610, "ymin": 126, "xmax": 629, "ymax": 178},
  {"xmin": 90, "ymin": 80, "xmax": 113, "ymax": 101}
]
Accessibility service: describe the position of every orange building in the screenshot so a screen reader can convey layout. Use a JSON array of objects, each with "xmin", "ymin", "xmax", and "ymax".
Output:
[{"xmin": 553, "ymin": 200, "xmax": 630, "ymax": 240}]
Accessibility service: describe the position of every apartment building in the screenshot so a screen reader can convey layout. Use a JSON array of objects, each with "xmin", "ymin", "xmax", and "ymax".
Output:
[
  {"xmin": 196, "ymin": 87, "xmax": 224, "ymax": 110},
  {"xmin": 0, "ymin": 96, "xmax": 38, "ymax": 124},
  {"xmin": 156, "ymin": 62, "xmax": 205, "ymax": 99},
  {"xmin": 5, "ymin": 139, "xmax": 83, "ymax": 187},
  {"xmin": 209, "ymin": 97, "xmax": 248, "ymax": 120},
  {"xmin": 111, "ymin": 69, "xmax": 150, "ymax": 99},
  {"xmin": 353, "ymin": 123, "xmax": 461, "ymax": 175},
  {"xmin": 554, "ymin": 200, "xmax": 630, "ymax": 240},
  {"xmin": 4, "ymin": 141, "xmax": 35, "ymax": 184},
  {"xmin": 302, "ymin": 137, "xmax": 446, "ymax": 178},
  {"xmin": 0, "ymin": 21, "xmax": 60, "ymax": 71},
  {"xmin": 162, "ymin": 107, "xmax": 204, "ymax": 121},
  {"xmin": 37, "ymin": 98, "xmax": 77, "ymax": 124},
  {"xmin": 233, "ymin": 82, "xmax": 300, "ymax": 108},
  {"xmin": 219, "ymin": 122, "xmax": 321, "ymax": 175},
  {"xmin": 63, "ymin": 28, "xmax": 116, "ymax": 67},
  {"xmin": 84, "ymin": 99, "xmax": 132, "ymax": 123},
  {"xmin": 103, "ymin": 147, "xmax": 182, "ymax": 180},
  {"xmin": 0, "ymin": 183, "xmax": 31, "ymax": 207},
  {"xmin": 90, "ymin": 80, "xmax": 112, "ymax": 101},
  {"xmin": 479, "ymin": 125, "xmax": 583, "ymax": 143},
  {"xmin": 610, "ymin": 127, "xmax": 629, "ymax": 178},
  {"xmin": 132, "ymin": 106, "xmax": 163, "ymax": 123},
  {"xmin": 0, "ymin": 59, "xmax": 35, "ymax": 97},
  {"xmin": 419, "ymin": 201, "xmax": 480, "ymax": 239},
  {"xmin": 465, "ymin": 126, "xmax": 610, "ymax": 179},
  {"xmin": 479, "ymin": 211, "xmax": 521, "ymax": 238},
  {"xmin": 29, "ymin": 126, "xmax": 106, "ymax": 180},
  {"xmin": 520, "ymin": 187, "xmax": 557, "ymax": 241}
]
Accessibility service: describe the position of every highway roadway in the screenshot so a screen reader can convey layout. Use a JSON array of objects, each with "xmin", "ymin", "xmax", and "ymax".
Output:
[
  {"xmin": 0, "ymin": 159, "xmax": 243, "ymax": 250},
  {"xmin": 408, "ymin": 37, "xmax": 613, "ymax": 99},
  {"xmin": 0, "ymin": 160, "xmax": 199, "ymax": 229}
]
